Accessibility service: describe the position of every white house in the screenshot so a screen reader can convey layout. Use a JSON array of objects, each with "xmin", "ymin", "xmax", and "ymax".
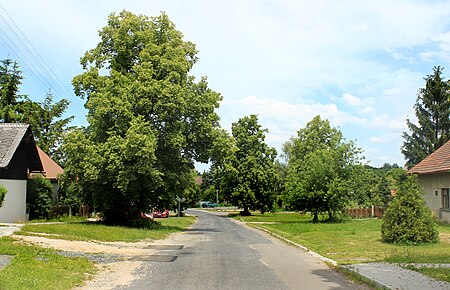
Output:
[{"xmin": 0, "ymin": 124, "xmax": 43, "ymax": 223}]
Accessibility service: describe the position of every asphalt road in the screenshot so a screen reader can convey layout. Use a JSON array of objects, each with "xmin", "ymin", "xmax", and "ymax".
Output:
[{"xmin": 120, "ymin": 210, "xmax": 362, "ymax": 290}]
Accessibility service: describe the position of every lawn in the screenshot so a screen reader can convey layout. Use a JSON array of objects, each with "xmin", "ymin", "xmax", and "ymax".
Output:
[
  {"xmin": 237, "ymin": 212, "xmax": 450, "ymax": 265},
  {"xmin": 18, "ymin": 216, "xmax": 196, "ymax": 242},
  {"xmin": 0, "ymin": 237, "xmax": 94, "ymax": 290},
  {"xmin": 0, "ymin": 216, "xmax": 196, "ymax": 289}
]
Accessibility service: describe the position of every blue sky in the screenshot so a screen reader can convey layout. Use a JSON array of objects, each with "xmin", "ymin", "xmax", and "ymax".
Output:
[{"xmin": 1, "ymin": 0, "xmax": 450, "ymax": 169}]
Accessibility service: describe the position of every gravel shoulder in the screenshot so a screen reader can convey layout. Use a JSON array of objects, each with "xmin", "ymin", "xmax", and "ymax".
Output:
[{"xmin": 10, "ymin": 232, "xmax": 186, "ymax": 289}]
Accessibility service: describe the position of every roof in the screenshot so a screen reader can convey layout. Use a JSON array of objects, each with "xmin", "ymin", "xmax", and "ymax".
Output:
[
  {"xmin": 408, "ymin": 140, "xmax": 450, "ymax": 175},
  {"xmin": 37, "ymin": 146, "xmax": 63, "ymax": 180},
  {"xmin": 0, "ymin": 123, "xmax": 43, "ymax": 172},
  {"xmin": 0, "ymin": 123, "xmax": 30, "ymax": 168}
]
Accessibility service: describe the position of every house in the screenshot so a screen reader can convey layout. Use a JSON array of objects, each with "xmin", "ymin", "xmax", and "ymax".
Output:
[
  {"xmin": 0, "ymin": 123, "xmax": 43, "ymax": 222},
  {"xmin": 36, "ymin": 146, "xmax": 64, "ymax": 201},
  {"xmin": 408, "ymin": 140, "xmax": 450, "ymax": 223}
]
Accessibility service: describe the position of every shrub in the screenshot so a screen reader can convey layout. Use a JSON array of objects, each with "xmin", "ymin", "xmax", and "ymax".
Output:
[
  {"xmin": 0, "ymin": 184, "xmax": 7, "ymax": 208},
  {"xmin": 381, "ymin": 176, "xmax": 439, "ymax": 244},
  {"xmin": 27, "ymin": 175, "xmax": 54, "ymax": 219}
]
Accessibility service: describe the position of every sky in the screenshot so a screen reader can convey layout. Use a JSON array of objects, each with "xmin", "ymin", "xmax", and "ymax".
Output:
[{"xmin": 1, "ymin": 0, "xmax": 450, "ymax": 170}]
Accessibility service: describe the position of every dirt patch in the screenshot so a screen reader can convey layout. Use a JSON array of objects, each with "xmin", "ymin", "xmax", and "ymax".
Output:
[
  {"xmin": 440, "ymin": 233, "xmax": 450, "ymax": 243},
  {"xmin": 11, "ymin": 233, "xmax": 182, "ymax": 289}
]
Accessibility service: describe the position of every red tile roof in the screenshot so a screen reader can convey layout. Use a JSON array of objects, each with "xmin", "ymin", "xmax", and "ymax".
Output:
[
  {"xmin": 408, "ymin": 140, "xmax": 450, "ymax": 175},
  {"xmin": 37, "ymin": 146, "xmax": 63, "ymax": 180}
]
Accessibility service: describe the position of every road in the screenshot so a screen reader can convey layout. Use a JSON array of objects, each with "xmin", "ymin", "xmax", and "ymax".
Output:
[{"xmin": 121, "ymin": 210, "xmax": 363, "ymax": 290}]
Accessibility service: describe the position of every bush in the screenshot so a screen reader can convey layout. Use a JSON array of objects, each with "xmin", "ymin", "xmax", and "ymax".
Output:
[
  {"xmin": 27, "ymin": 175, "xmax": 54, "ymax": 219},
  {"xmin": 381, "ymin": 176, "xmax": 439, "ymax": 244},
  {"xmin": 0, "ymin": 184, "xmax": 7, "ymax": 208}
]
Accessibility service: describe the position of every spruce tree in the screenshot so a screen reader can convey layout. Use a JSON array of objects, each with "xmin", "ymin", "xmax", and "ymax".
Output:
[
  {"xmin": 0, "ymin": 59, "xmax": 23, "ymax": 123},
  {"xmin": 402, "ymin": 66, "xmax": 450, "ymax": 169}
]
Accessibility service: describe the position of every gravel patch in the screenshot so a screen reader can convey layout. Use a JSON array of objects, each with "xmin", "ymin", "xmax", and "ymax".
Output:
[
  {"xmin": 0, "ymin": 254, "xmax": 13, "ymax": 269},
  {"xmin": 58, "ymin": 251, "xmax": 123, "ymax": 264}
]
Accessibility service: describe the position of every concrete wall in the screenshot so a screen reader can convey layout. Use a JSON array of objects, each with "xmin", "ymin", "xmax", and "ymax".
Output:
[
  {"xmin": 0, "ymin": 179, "xmax": 28, "ymax": 223},
  {"xmin": 418, "ymin": 173, "xmax": 450, "ymax": 223}
]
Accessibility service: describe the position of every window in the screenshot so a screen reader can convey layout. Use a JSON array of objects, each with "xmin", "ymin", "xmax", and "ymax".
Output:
[{"xmin": 442, "ymin": 189, "xmax": 449, "ymax": 209}]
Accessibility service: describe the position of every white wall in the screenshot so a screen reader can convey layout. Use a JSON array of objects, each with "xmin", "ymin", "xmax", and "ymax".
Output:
[{"xmin": 0, "ymin": 179, "xmax": 28, "ymax": 223}]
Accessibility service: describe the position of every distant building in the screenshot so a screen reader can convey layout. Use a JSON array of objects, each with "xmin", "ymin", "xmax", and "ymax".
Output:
[
  {"xmin": 35, "ymin": 146, "xmax": 64, "ymax": 201},
  {"xmin": 408, "ymin": 140, "xmax": 450, "ymax": 223}
]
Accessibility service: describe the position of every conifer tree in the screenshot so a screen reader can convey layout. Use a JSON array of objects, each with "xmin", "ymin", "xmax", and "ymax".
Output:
[{"xmin": 402, "ymin": 66, "xmax": 450, "ymax": 168}]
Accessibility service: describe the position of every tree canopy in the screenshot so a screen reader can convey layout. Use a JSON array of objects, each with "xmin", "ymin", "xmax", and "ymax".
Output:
[
  {"xmin": 65, "ymin": 11, "xmax": 222, "ymax": 223},
  {"xmin": 283, "ymin": 116, "xmax": 361, "ymax": 222},
  {"xmin": 402, "ymin": 66, "xmax": 450, "ymax": 169},
  {"xmin": 219, "ymin": 115, "xmax": 278, "ymax": 214}
]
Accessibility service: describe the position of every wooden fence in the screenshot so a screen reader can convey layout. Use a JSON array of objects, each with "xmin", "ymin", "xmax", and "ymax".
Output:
[{"xmin": 347, "ymin": 205, "xmax": 385, "ymax": 219}]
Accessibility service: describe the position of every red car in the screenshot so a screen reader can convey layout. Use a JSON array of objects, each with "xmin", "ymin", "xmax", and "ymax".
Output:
[{"xmin": 152, "ymin": 208, "xmax": 170, "ymax": 218}]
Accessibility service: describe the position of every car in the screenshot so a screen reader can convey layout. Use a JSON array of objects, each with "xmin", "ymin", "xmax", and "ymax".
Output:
[
  {"xmin": 202, "ymin": 201, "xmax": 218, "ymax": 208},
  {"xmin": 152, "ymin": 208, "xmax": 170, "ymax": 218}
]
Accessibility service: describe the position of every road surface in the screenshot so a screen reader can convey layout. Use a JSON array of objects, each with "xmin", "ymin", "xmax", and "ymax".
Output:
[{"xmin": 121, "ymin": 210, "xmax": 363, "ymax": 290}]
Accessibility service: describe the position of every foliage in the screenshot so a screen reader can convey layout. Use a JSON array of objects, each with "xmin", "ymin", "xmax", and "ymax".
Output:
[
  {"xmin": 348, "ymin": 165, "xmax": 391, "ymax": 207},
  {"xmin": 385, "ymin": 167, "xmax": 408, "ymax": 191},
  {"xmin": 283, "ymin": 116, "xmax": 362, "ymax": 222},
  {"xmin": 63, "ymin": 117, "xmax": 161, "ymax": 224},
  {"xmin": 402, "ymin": 66, "xmax": 450, "ymax": 169},
  {"xmin": 220, "ymin": 115, "xmax": 279, "ymax": 214},
  {"xmin": 381, "ymin": 176, "xmax": 439, "ymax": 244},
  {"xmin": 66, "ymin": 11, "xmax": 222, "ymax": 224},
  {"xmin": 18, "ymin": 93, "xmax": 74, "ymax": 165},
  {"xmin": 0, "ymin": 59, "xmax": 23, "ymax": 123},
  {"xmin": 57, "ymin": 173, "xmax": 83, "ymax": 210},
  {"xmin": 27, "ymin": 175, "xmax": 54, "ymax": 220},
  {"xmin": 0, "ymin": 184, "xmax": 7, "ymax": 208}
]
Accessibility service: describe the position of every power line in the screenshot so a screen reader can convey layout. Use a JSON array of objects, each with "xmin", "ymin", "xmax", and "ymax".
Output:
[{"xmin": 0, "ymin": 3, "xmax": 87, "ymax": 120}]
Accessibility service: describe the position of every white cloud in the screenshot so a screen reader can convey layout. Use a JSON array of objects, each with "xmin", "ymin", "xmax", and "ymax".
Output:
[{"xmin": 343, "ymin": 93, "xmax": 363, "ymax": 106}]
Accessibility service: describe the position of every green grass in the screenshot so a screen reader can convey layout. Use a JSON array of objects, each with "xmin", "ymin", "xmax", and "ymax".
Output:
[
  {"xmin": 237, "ymin": 212, "xmax": 450, "ymax": 265},
  {"xmin": 0, "ymin": 237, "xmax": 94, "ymax": 290},
  {"xmin": 0, "ymin": 216, "xmax": 196, "ymax": 289},
  {"xmin": 18, "ymin": 216, "xmax": 196, "ymax": 242},
  {"xmin": 414, "ymin": 267, "xmax": 450, "ymax": 283}
]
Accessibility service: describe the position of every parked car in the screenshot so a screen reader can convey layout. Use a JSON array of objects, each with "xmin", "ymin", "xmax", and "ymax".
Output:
[
  {"xmin": 202, "ymin": 201, "xmax": 218, "ymax": 208},
  {"xmin": 152, "ymin": 208, "xmax": 170, "ymax": 218},
  {"xmin": 140, "ymin": 211, "xmax": 154, "ymax": 221}
]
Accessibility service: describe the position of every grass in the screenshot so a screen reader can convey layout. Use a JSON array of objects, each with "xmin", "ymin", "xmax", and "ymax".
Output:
[
  {"xmin": 414, "ymin": 267, "xmax": 450, "ymax": 282},
  {"xmin": 0, "ymin": 215, "xmax": 196, "ymax": 289},
  {"xmin": 0, "ymin": 237, "xmax": 94, "ymax": 290},
  {"xmin": 18, "ymin": 216, "xmax": 196, "ymax": 242},
  {"xmin": 237, "ymin": 212, "xmax": 450, "ymax": 265}
]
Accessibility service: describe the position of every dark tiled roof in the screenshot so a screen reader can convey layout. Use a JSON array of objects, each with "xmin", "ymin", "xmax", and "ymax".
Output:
[
  {"xmin": 0, "ymin": 123, "xmax": 29, "ymax": 168},
  {"xmin": 408, "ymin": 140, "xmax": 450, "ymax": 175}
]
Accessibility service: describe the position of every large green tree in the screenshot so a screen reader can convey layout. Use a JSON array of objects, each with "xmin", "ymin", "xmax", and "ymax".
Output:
[
  {"xmin": 66, "ymin": 11, "xmax": 222, "ymax": 223},
  {"xmin": 283, "ymin": 116, "xmax": 361, "ymax": 222},
  {"xmin": 402, "ymin": 66, "xmax": 450, "ymax": 168},
  {"xmin": 220, "ymin": 115, "xmax": 278, "ymax": 215}
]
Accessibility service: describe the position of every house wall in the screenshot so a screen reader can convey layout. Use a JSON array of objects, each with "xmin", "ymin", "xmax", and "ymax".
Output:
[
  {"xmin": 0, "ymin": 179, "xmax": 28, "ymax": 223},
  {"xmin": 418, "ymin": 173, "xmax": 450, "ymax": 223}
]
